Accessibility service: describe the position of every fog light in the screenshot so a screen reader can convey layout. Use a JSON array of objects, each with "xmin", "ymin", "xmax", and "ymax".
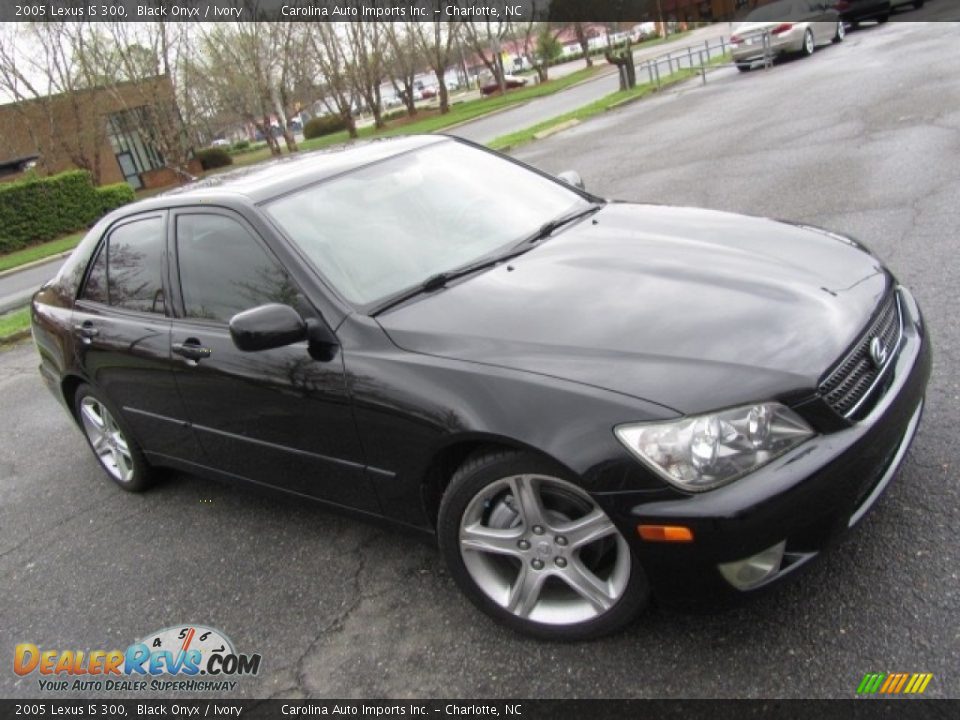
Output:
[{"xmin": 718, "ymin": 541, "xmax": 786, "ymax": 590}]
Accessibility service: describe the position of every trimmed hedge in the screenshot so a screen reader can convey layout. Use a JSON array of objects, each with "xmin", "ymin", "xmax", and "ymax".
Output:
[
  {"xmin": 304, "ymin": 115, "xmax": 348, "ymax": 139},
  {"xmin": 96, "ymin": 183, "xmax": 136, "ymax": 215},
  {"xmin": 195, "ymin": 147, "xmax": 233, "ymax": 170},
  {"xmin": 0, "ymin": 170, "xmax": 105, "ymax": 253}
]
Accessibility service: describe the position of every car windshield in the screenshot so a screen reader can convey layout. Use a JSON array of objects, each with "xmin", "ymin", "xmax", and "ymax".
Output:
[{"xmin": 264, "ymin": 140, "xmax": 585, "ymax": 307}]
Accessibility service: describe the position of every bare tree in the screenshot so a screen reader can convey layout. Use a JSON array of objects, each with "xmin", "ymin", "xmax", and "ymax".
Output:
[
  {"xmin": 511, "ymin": 15, "xmax": 563, "ymax": 84},
  {"xmin": 463, "ymin": 20, "xmax": 508, "ymax": 94},
  {"xmin": 75, "ymin": 22, "xmax": 197, "ymax": 181},
  {"xmin": 345, "ymin": 20, "xmax": 386, "ymax": 129},
  {"xmin": 308, "ymin": 24, "xmax": 359, "ymax": 138},
  {"xmin": 412, "ymin": 13, "xmax": 460, "ymax": 114},
  {"xmin": 574, "ymin": 23, "xmax": 593, "ymax": 67},
  {"xmin": 197, "ymin": 22, "xmax": 305, "ymax": 157},
  {"xmin": 0, "ymin": 22, "xmax": 109, "ymax": 182},
  {"xmin": 384, "ymin": 23, "xmax": 421, "ymax": 118}
]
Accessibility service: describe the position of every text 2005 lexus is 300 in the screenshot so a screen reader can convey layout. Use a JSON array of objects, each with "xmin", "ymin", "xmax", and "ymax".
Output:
[{"xmin": 31, "ymin": 136, "xmax": 929, "ymax": 639}]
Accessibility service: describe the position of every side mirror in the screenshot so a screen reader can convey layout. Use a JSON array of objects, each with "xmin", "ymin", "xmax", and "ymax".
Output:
[
  {"xmin": 557, "ymin": 170, "xmax": 585, "ymax": 191},
  {"xmin": 229, "ymin": 303, "xmax": 307, "ymax": 352}
]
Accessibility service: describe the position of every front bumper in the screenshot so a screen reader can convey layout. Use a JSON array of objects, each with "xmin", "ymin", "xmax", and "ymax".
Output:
[{"xmin": 596, "ymin": 285, "xmax": 930, "ymax": 604}]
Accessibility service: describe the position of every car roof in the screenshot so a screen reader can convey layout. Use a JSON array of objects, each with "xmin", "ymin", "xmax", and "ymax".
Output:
[{"xmin": 126, "ymin": 134, "xmax": 449, "ymax": 213}]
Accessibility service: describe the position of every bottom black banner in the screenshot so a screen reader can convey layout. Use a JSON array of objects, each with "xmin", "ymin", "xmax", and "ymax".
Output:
[{"xmin": 1, "ymin": 700, "xmax": 956, "ymax": 720}]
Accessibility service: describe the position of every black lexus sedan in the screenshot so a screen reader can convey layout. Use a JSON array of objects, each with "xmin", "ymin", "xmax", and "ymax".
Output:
[{"xmin": 31, "ymin": 136, "xmax": 929, "ymax": 640}]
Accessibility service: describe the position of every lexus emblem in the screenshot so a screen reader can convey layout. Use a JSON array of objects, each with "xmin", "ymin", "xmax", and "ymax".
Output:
[{"xmin": 869, "ymin": 337, "xmax": 888, "ymax": 368}]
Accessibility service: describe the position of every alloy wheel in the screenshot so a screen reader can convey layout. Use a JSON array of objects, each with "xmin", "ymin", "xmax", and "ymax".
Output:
[
  {"xmin": 79, "ymin": 396, "xmax": 134, "ymax": 484},
  {"xmin": 458, "ymin": 473, "xmax": 630, "ymax": 625}
]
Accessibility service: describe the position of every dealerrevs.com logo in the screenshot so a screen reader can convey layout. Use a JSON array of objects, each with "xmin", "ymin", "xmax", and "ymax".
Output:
[{"xmin": 14, "ymin": 625, "xmax": 261, "ymax": 693}]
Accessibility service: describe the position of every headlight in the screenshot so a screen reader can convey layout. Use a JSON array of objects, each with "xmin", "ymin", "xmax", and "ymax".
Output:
[{"xmin": 614, "ymin": 402, "xmax": 814, "ymax": 492}]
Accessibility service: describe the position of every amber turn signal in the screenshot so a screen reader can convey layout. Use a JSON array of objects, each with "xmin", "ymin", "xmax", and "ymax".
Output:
[{"xmin": 637, "ymin": 525, "xmax": 694, "ymax": 543}]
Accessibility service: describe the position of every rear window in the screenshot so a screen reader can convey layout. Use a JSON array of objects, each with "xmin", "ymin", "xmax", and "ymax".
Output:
[{"xmin": 78, "ymin": 216, "xmax": 166, "ymax": 314}]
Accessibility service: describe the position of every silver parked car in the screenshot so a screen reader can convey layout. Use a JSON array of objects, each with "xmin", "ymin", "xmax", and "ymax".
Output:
[{"xmin": 731, "ymin": 0, "xmax": 845, "ymax": 72}]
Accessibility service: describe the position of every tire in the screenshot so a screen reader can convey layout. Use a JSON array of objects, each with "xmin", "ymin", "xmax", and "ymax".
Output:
[
  {"xmin": 438, "ymin": 450, "xmax": 649, "ymax": 640},
  {"xmin": 74, "ymin": 383, "xmax": 155, "ymax": 492},
  {"xmin": 913, "ymin": 1, "xmax": 925, "ymax": 8},
  {"xmin": 737, "ymin": 64, "xmax": 751, "ymax": 73},
  {"xmin": 802, "ymin": 29, "xmax": 815, "ymax": 57},
  {"xmin": 877, "ymin": 14, "xmax": 890, "ymax": 23},
  {"xmin": 833, "ymin": 21, "xmax": 846, "ymax": 43}
]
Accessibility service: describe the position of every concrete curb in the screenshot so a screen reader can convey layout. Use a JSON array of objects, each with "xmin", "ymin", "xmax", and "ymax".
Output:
[
  {"xmin": 0, "ymin": 328, "xmax": 31, "ymax": 346},
  {"xmin": 0, "ymin": 251, "xmax": 71, "ymax": 280},
  {"xmin": 533, "ymin": 119, "xmax": 581, "ymax": 140}
]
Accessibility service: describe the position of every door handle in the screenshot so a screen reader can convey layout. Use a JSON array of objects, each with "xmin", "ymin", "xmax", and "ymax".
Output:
[
  {"xmin": 173, "ymin": 339, "xmax": 212, "ymax": 362},
  {"xmin": 74, "ymin": 321, "xmax": 99, "ymax": 342}
]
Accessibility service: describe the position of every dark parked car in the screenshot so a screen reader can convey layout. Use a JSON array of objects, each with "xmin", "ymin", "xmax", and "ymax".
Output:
[
  {"xmin": 833, "ymin": 0, "xmax": 893, "ymax": 25},
  {"xmin": 31, "ymin": 136, "xmax": 930, "ymax": 640}
]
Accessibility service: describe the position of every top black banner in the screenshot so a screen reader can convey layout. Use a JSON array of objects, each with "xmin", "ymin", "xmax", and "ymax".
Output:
[{"xmin": 3, "ymin": 0, "xmax": 959, "ymax": 23}]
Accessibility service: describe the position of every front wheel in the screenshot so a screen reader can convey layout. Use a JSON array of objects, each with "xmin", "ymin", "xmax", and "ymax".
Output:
[
  {"xmin": 802, "ymin": 28, "xmax": 816, "ymax": 56},
  {"xmin": 75, "ymin": 384, "xmax": 155, "ymax": 492},
  {"xmin": 438, "ymin": 450, "xmax": 649, "ymax": 640},
  {"xmin": 833, "ymin": 21, "xmax": 846, "ymax": 43}
]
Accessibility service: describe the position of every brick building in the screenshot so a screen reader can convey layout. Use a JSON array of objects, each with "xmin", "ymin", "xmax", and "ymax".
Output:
[{"xmin": 0, "ymin": 75, "xmax": 199, "ymax": 191}]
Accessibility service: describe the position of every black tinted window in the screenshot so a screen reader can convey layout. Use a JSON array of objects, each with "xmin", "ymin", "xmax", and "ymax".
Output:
[
  {"xmin": 79, "ymin": 217, "xmax": 165, "ymax": 313},
  {"xmin": 80, "ymin": 243, "xmax": 108, "ymax": 304},
  {"xmin": 176, "ymin": 214, "xmax": 297, "ymax": 324}
]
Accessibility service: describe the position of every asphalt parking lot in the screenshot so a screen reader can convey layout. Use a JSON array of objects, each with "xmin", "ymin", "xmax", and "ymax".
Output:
[{"xmin": 2, "ymin": 21, "xmax": 958, "ymax": 700}]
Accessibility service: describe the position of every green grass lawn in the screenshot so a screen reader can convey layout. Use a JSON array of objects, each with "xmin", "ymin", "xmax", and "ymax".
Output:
[
  {"xmin": 0, "ymin": 231, "xmax": 85, "ymax": 274},
  {"xmin": 0, "ymin": 307, "xmax": 30, "ymax": 341}
]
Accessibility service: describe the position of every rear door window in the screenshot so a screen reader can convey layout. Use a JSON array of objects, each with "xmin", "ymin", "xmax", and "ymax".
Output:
[{"xmin": 79, "ymin": 216, "xmax": 166, "ymax": 314}]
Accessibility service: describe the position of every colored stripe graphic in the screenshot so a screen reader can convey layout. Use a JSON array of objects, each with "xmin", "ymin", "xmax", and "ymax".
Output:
[{"xmin": 857, "ymin": 672, "xmax": 932, "ymax": 695}]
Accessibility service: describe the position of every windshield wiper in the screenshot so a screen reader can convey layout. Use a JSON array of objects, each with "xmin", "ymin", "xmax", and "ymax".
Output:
[
  {"xmin": 371, "ymin": 248, "xmax": 530, "ymax": 316},
  {"xmin": 371, "ymin": 202, "xmax": 603, "ymax": 316},
  {"xmin": 522, "ymin": 202, "xmax": 603, "ymax": 246}
]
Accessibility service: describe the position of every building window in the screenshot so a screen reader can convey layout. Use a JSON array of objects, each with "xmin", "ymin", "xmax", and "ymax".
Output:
[{"xmin": 106, "ymin": 107, "xmax": 165, "ymax": 189}]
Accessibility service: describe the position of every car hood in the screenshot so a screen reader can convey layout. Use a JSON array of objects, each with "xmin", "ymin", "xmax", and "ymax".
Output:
[{"xmin": 377, "ymin": 204, "xmax": 889, "ymax": 414}]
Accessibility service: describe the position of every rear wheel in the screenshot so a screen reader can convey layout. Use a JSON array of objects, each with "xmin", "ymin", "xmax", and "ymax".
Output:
[
  {"xmin": 913, "ymin": 1, "xmax": 925, "ymax": 8},
  {"xmin": 438, "ymin": 450, "xmax": 649, "ymax": 640},
  {"xmin": 802, "ymin": 29, "xmax": 816, "ymax": 56},
  {"xmin": 75, "ymin": 384, "xmax": 155, "ymax": 492},
  {"xmin": 833, "ymin": 21, "xmax": 846, "ymax": 43},
  {"xmin": 877, "ymin": 14, "xmax": 890, "ymax": 23},
  {"xmin": 737, "ymin": 64, "xmax": 751, "ymax": 73}
]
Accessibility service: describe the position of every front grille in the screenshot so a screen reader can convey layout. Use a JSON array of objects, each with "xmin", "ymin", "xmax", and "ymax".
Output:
[{"xmin": 819, "ymin": 290, "xmax": 902, "ymax": 418}]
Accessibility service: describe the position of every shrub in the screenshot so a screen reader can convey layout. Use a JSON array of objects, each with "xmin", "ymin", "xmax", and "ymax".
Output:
[
  {"xmin": 379, "ymin": 108, "xmax": 403, "ymax": 123},
  {"xmin": 195, "ymin": 148, "xmax": 233, "ymax": 170},
  {"xmin": 0, "ymin": 170, "xmax": 103, "ymax": 253},
  {"xmin": 304, "ymin": 114, "xmax": 348, "ymax": 139},
  {"xmin": 232, "ymin": 139, "xmax": 250, "ymax": 152},
  {"xmin": 96, "ymin": 183, "xmax": 136, "ymax": 215}
]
